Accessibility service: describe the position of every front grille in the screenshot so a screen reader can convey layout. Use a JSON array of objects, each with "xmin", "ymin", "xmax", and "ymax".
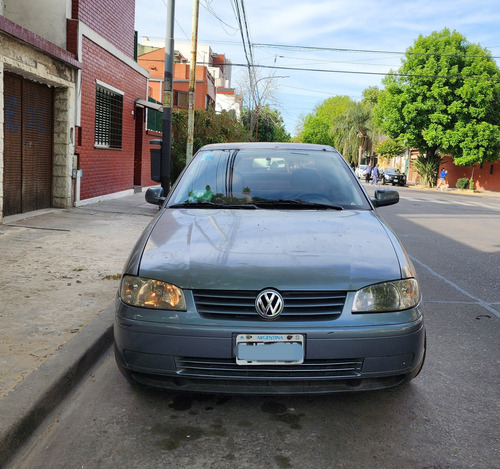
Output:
[
  {"xmin": 175, "ymin": 357, "xmax": 362, "ymax": 379},
  {"xmin": 193, "ymin": 290, "xmax": 347, "ymax": 321}
]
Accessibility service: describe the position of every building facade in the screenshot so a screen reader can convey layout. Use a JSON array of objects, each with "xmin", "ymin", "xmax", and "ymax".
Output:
[
  {"xmin": 0, "ymin": 12, "xmax": 79, "ymax": 221},
  {"xmin": 138, "ymin": 38, "xmax": 242, "ymax": 118},
  {"xmin": 1, "ymin": 0, "xmax": 157, "ymax": 223}
]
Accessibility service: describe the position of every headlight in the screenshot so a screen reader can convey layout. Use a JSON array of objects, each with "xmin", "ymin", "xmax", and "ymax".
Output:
[
  {"xmin": 352, "ymin": 279, "xmax": 420, "ymax": 313},
  {"xmin": 120, "ymin": 275, "xmax": 186, "ymax": 310}
]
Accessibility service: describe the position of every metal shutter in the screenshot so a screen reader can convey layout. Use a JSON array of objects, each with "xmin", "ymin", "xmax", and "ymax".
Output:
[{"xmin": 3, "ymin": 73, "xmax": 54, "ymax": 216}]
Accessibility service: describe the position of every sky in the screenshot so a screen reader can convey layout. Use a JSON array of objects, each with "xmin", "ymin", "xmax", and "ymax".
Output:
[{"xmin": 134, "ymin": 0, "xmax": 500, "ymax": 135}]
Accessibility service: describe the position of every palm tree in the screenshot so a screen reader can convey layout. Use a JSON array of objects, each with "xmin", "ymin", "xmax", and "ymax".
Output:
[{"xmin": 332, "ymin": 101, "xmax": 376, "ymax": 164}]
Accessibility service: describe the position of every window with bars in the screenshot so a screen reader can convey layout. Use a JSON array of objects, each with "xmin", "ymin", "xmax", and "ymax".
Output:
[{"xmin": 95, "ymin": 84, "xmax": 123, "ymax": 148}]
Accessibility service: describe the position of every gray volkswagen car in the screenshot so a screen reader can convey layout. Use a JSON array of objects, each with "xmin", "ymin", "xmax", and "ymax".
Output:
[{"xmin": 114, "ymin": 142, "xmax": 425, "ymax": 394}]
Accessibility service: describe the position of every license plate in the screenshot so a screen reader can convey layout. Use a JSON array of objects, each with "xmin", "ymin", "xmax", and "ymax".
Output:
[{"xmin": 236, "ymin": 334, "xmax": 304, "ymax": 365}]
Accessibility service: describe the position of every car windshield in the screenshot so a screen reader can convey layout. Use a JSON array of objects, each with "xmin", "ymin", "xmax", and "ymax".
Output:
[
  {"xmin": 168, "ymin": 148, "xmax": 370, "ymax": 210},
  {"xmin": 385, "ymin": 168, "xmax": 399, "ymax": 174}
]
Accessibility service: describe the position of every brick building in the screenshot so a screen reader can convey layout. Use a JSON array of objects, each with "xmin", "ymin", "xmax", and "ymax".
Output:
[
  {"xmin": 1, "ymin": 0, "xmax": 157, "ymax": 222},
  {"xmin": 138, "ymin": 47, "xmax": 216, "ymax": 111},
  {"xmin": 138, "ymin": 38, "xmax": 242, "ymax": 117}
]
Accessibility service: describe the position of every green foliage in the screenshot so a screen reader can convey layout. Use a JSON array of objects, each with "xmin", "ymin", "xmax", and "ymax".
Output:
[
  {"xmin": 299, "ymin": 93, "xmax": 379, "ymax": 165},
  {"xmin": 362, "ymin": 86, "xmax": 380, "ymax": 106},
  {"xmin": 170, "ymin": 109, "xmax": 250, "ymax": 183},
  {"xmin": 374, "ymin": 139, "xmax": 405, "ymax": 159},
  {"xmin": 413, "ymin": 152, "xmax": 442, "ymax": 187},
  {"xmin": 242, "ymin": 105, "xmax": 290, "ymax": 142},
  {"xmin": 299, "ymin": 96, "xmax": 351, "ymax": 146},
  {"xmin": 301, "ymin": 114, "xmax": 335, "ymax": 146},
  {"xmin": 456, "ymin": 177, "xmax": 469, "ymax": 189},
  {"xmin": 375, "ymin": 28, "xmax": 500, "ymax": 183},
  {"xmin": 331, "ymin": 95, "xmax": 379, "ymax": 165}
]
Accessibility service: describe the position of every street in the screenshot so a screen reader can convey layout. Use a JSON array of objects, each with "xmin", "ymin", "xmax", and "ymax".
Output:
[{"xmin": 9, "ymin": 186, "xmax": 500, "ymax": 469}]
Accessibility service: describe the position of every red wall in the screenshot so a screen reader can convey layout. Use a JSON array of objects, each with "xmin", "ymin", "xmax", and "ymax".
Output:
[
  {"xmin": 138, "ymin": 51, "xmax": 217, "ymax": 110},
  {"xmin": 77, "ymin": 37, "xmax": 153, "ymax": 200},
  {"xmin": 439, "ymin": 156, "xmax": 500, "ymax": 192},
  {"xmin": 72, "ymin": 0, "xmax": 135, "ymax": 58}
]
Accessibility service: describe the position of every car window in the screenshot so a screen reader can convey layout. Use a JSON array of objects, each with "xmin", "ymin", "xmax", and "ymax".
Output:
[{"xmin": 168, "ymin": 148, "xmax": 370, "ymax": 209}]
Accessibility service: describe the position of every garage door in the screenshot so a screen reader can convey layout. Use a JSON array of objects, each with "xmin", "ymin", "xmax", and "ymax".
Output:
[{"xmin": 3, "ymin": 72, "xmax": 54, "ymax": 216}]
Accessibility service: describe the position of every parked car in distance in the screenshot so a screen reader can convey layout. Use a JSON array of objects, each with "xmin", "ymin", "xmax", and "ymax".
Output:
[
  {"xmin": 355, "ymin": 164, "xmax": 368, "ymax": 178},
  {"xmin": 381, "ymin": 167, "xmax": 407, "ymax": 186},
  {"xmin": 114, "ymin": 142, "xmax": 425, "ymax": 395}
]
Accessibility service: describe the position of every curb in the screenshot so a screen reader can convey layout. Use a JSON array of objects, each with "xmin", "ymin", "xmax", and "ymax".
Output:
[{"xmin": 0, "ymin": 304, "xmax": 114, "ymax": 467}]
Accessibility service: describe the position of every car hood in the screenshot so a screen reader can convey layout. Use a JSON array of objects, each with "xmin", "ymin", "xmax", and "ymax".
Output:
[{"xmin": 134, "ymin": 209, "xmax": 408, "ymax": 291}]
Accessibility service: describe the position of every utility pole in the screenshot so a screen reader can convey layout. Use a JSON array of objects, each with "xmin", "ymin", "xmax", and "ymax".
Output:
[
  {"xmin": 186, "ymin": 0, "xmax": 200, "ymax": 162},
  {"xmin": 161, "ymin": 0, "xmax": 175, "ymax": 193}
]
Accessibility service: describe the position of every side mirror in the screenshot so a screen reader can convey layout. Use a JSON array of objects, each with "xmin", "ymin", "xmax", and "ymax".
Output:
[
  {"xmin": 372, "ymin": 189, "xmax": 399, "ymax": 207},
  {"xmin": 145, "ymin": 186, "xmax": 166, "ymax": 206}
]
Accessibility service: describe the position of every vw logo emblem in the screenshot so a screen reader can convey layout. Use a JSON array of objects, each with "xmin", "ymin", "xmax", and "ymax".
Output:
[{"xmin": 255, "ymin": 289, "xmax": 284, "ymax": 319}]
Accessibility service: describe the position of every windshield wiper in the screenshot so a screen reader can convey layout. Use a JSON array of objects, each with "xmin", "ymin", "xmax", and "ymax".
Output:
[
  {"xmin": 253, "ymin": 199, "xmax": 344, "ymax": 210},
  {"xmin": 169, "ymin": 201, "xmax": 257, "ymax": 209}
]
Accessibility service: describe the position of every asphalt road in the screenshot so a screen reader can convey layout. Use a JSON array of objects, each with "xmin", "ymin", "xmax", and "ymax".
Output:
[{"xmin": 9, "ymin": 186, "xmax": 500, "ymax": 469}]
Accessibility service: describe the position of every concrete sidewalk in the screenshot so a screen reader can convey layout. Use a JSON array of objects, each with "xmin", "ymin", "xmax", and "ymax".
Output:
[{"xmin": 0, "ymin": 191, "xmax": 158, "ymax": 466}]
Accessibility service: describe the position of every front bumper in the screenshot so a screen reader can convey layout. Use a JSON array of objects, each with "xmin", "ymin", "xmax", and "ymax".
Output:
[{"xmin": 114, "ymin": 300, "xmax": 425, "ymax": 394}]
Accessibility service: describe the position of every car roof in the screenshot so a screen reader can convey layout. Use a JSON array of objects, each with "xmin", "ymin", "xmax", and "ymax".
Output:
[{"xmin": 197, "ymin": 142, "xmax": 337, "ymax": 152}]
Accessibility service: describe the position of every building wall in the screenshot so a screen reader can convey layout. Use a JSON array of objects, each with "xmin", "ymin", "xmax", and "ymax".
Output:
[
  {"xmin": 439, "ymin": 156, "xmax": 500, "ymax": 192},
  {"xmin": 71, "ymin": 0, "xmax": 135, "ymax": 58},
  {"xmin": 66, "ymin": 0, "xmax": 156, "ymax": 201},
  {"xmin": 407, "ymin": 151, "xmax": 500, "ymax": 191},
  {"xmin": 0, "ymin": 28, "xmax": 77, "ymax": 222},
  {"xmin": 0, "ymin": 61, "xmax": 4, "ymax": 219},
  {"xmin": 175, "ymin": 43, "xmax": 212, "ymax": 69},
  {"xmin": 173, "ymin": 64, "xmax": 216, "ymax": 109},
  {"xmin": 138, "ymin": 47, "xmax": 219, "ymax": 111},
  {"xmin": 216, "ymin": 90, "xmax": 242, "ymax": 120},
  {"xmin": 137, "ymin": 48, "xmax": 165, "ymax": 102},
  {"xmin": 76, "ymin": 36, "xmax": 152, "ymax": 200},
  {"xmin": 1, "ymin": 1, "xmax": 156, "ymax": 215},
  {"xmin": 3, "ymin": 0, "xmax": 70, "ymax": 48}
]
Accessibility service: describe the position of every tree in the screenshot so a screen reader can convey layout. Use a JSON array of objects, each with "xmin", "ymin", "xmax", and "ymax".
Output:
[
  {"xmin": 237, "ymin": 72, "xmax": 287, "ymax": 139},
  {"xmin": 374, "ymin": 138, "xmax": 405, "ymax": 166},
  {"xmin": 242, "ymin": 105, "xmax": 290, "ymax": 142},
  {"xmin": 171, "ymin": 109, "xmax": 249, "ymax": 182},
  {"xmin": 331, "ymin": 89, "xmax": 379, "ymax": 165},
  {"xmin": 299, "ymin": 96, "xmax": 352, "ymax": 146},
  {"xmin": 375, "ymin": 28, "xmax": 500, "ymax": 186}
]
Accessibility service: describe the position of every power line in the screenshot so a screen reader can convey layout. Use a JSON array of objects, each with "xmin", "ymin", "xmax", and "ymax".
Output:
[
  {"xmin": 230, "ymin": 0, "xmax": 259, "ymax": 109},
  {"xmin": 201, "ymin": 0, "xmax": 239, "ymax": 35},
  {"xmin": 225, "ymin": 62, "xmax": 500, "ymax": 81},
  {"xmin": 142, "ymin": 57, "xmax": 500, "ymax": 81},
  {"xmin": 252, "ymin": 42, "xmax": 500, "ymax": 60}
]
